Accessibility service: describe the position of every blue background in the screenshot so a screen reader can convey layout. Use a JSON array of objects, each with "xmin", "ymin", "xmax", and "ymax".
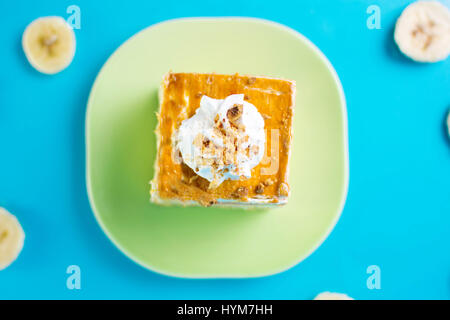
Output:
[{"xmin": 0, "ymin": 0, "xmax": 449, "ymax": 300}]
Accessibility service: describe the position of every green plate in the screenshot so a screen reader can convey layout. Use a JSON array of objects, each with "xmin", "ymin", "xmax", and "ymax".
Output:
[{"xmin": 86, "ymin": 18, "xmax": 348, "ymax": 278}]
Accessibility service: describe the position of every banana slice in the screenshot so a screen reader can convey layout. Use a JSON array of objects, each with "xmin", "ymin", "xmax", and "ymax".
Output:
[
  {"xmin": 394, "ymin": 1, "xmax": 450, "ymax": 62},
  {"xmin": 0, "ymin": 208, "xmax": 25, "ymax": 270},
  {"xmin": 447, "ymin": 109, "xmax": 450, "ymax": 138},
  {"xmin": 314, "ymin": 292, "xmax": 354, "ymax": 300},
  {"xmin": 22, "ymin": 16, "xmax": 76, "ymax": 74}
]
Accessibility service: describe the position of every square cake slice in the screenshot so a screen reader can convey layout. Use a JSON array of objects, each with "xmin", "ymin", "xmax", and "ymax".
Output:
[{"xmin": 150, "ymin": 72, "xmax": 295, "ymax": 207}]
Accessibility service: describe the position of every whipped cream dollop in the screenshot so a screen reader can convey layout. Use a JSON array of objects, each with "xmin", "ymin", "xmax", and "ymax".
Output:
[{"xmin": 174, "ymin": 94, "xmax": 265, "ymax": 188}]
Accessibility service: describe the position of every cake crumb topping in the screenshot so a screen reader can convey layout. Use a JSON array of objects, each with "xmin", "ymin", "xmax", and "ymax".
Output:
[
  {"xmin": 254, "ymin": 183, "xmax": 265, "ymax": 194},
  {"xmin": 278, "ymin": 183, "xmax": 290, "ymax": 197},
  {"xmin": 231, "ymin": 186, "xmax": 249, "ymax": 199}
]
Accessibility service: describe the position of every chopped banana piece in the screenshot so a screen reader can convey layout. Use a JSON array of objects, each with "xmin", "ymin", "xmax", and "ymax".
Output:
[
  {"xmin": 22, "ymin": 16, "xmax": 76, "ymax": 74},
  {"xmin": 314, "ymin": 292, "xmax": 354, "ymax": 300},
  {"xmin": 0, "ymin": 208, "xmax": 25, "ymax": 270},
  {"xmin": 447, "ymin": 109, "xmax": 450, "ymax": 138},
  {"xmin": 394, "ymin": 1, "xmax": 450, "ymax": 63}
]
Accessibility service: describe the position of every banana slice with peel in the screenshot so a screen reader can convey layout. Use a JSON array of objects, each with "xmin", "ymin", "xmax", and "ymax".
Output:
[
  {"xmin": 22, "ymin": 16, "xmax": 76, "ymax": 74},
  {"xmin": 314, "ymin": 292, "xmax": 354, "ymax": 300},
  {"xmin": 394, "ymin": 1, "xmax": 450, "ymax": 63},
  {"xmin": 0, "ymin": 208, "xmax": 25, "ymax": 270}
]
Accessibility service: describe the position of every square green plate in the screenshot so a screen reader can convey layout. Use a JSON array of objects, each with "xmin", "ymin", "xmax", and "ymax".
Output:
[{"xmin": 86, "ymin": 18, "xmax": 348, "ymax": 278}]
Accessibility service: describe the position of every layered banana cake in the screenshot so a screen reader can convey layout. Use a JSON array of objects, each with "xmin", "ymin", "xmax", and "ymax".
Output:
[{"xmin": 150, "ymin": 72, "xmax": 295, "ymax": 207}]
